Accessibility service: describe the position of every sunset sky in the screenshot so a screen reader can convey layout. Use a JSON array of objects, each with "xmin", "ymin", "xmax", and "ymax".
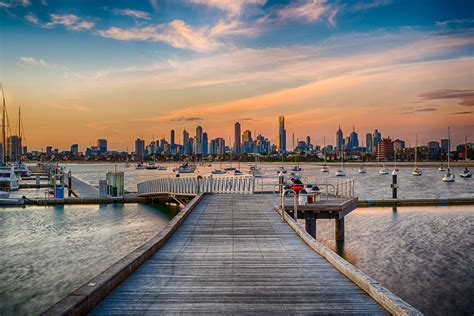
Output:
[{"xmin": 0, "ymin": 0, "xmax": 473, "ymax": 151}]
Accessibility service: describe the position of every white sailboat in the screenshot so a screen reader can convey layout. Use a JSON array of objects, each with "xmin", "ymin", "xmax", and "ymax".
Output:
[
  {"xmin": 460, "ymin": 136, "xmax": 472, "ymax": 178},
  {"xmin": 412, "ymin": 133, "xmax": 422, "ymax": 176},
  {"xmin": 335, "ymin": 146, "xmax": 346, "ymax": 176},
  {"xmin": 379, "ymin": 163, "xmax": 389, "ymax": 175},
  {"xmin": 442, "ymin": 127, "xmax": 455, "ymax": 182},
  {"xmin": 358, "ymin": 160, "xmax": 367, "ymax": 174}
]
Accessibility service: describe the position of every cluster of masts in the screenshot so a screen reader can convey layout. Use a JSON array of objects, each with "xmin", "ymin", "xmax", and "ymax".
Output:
[
  {"xmin": 322, "ymin": 128, "xmax": 471, "ymax": 181},
  {"xmin": 0, "ymin": 83, "xmax": 25, "ymax": 163}
]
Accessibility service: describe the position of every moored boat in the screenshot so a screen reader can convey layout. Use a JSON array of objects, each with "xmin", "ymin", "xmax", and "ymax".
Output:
[{"xmin": 0, "ymin": 166, "xmax": 19, "ymax": 190}]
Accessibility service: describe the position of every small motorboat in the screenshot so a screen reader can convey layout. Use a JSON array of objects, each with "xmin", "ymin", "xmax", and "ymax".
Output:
[
  {"xmin": 233, "ymin": 169, "xmax": 243, "ymax": 176},
  {"xmin": 285, "ymin": 177, "xmax": 305, "ymax": 194},
  {"xmin": 211, "ymin": 169, "xmax": 227, "ymax": 175},
  {"xmin": 442, "ymin": 170, "xmax": 455, "ymax": 182},
  {"xmin": 358, "ymin": 166, "xmax": 367, "ymax": 174},
  {"xmin": 412, "ymin": 167, "xmax": 422, "ymax": 176},
  {"xmin": 320, "ymin": 165, "xmax": 329, "ymax": 173},
  {"xmin": 178, "ymin": 163, "xmax": 196, "ymax": 173},
  {"xmin": 379, "ymin": 164, "xmax": 389, "ymax": 175},
  {"xmin": 335, "ymin": 168, "xmax": 346, "ymax": 177},
  {"xmin": 157, "ymin": 166, "xmax": 167, "ymax": 170},
  {"xmin": 438, "ymin": 165, "xmax": 445, "ymax": 172},
  {"xmin": 460, "ymin": 168, "xmax": 472, "ymax": 178},
  {"xmin": 146, "ymin": 163, "xmax": 158, "ymax": 170},
  {"xmin": 292, "ymin": 166, "xmax": 302, "ymax": 172},
  {"xmin": 136, "ymin": 163, "xmax": 146, "ymax": 170}
]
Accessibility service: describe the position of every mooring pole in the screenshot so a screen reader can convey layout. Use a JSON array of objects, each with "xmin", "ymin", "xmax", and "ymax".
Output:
[
  {"xmin": 335, "ymin": 217, "xmax": 345, "ymax": 241},
  {"xmin": 391, "ymin": 170, "xmax": 398, "ymax": 199},
  {"xmin": 68, "ymin": 170, "xmax": 72, "ymax": 197},
  {"xmin": 304, "ymin": 212, "xmax": 317, "ymax": 238}
]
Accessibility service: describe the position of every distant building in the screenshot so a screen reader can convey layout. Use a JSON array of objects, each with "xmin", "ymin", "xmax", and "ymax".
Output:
[
  {"xmin": 202, "ymin": 132, "xmax": 208, "ymax": 155},
  {"xmin": 376, "ymin": 137, "xmax": 394, "ymax": 161},
  {"xmin": 336, "ymin": 125, "xmax": 344, "ymax": 149},
  {"xmin": 46, "ymin": 146, "xmax": 53, "ymax": 156},
  {"xmin": 70, "ymin": 144, "xmax": 79, "ymax": 156},
  {"xmin": 8, "ymin": 135, "xmax": 22, "ymax": 161},
  {"xmin": 242, "ymin": 130, "xmax": 254, "ymax": 154},
  {"xmin": 373, "ymin": 129, "xmax": 382, "ymax": 148},
  {"xmin": 277, "ymin": 116, "xmax": 286, "ymax": 154},
  {"xmin": 366, "ymin": 133, "xmax": 373, "ymax": 153},
  {"xmin": 183, "ymin": 129, "xmax": 191, "ymax": 154},
  {"xmin": 195, "ymin": 126, "xmax": 203, "ymax": 155},
  {"xmin": 170, "ymin": 129, "xmax": 175, "ymax": 146},
  {"xmin": 306, "ymin": 136, "xmax": 311, "ymax": 147},
  {"xmin": 212, "ymin": 137, "xmax": 225, "ymax": 156},
  {"xmin": 393, "ymin": 139, "xmax": 405, "ymax": 153},
  {"xmin": 427, "ymin": 141, "xmax": 441, "ymax": 160},
  {"xmin": 349, "ymin": 126, "xmax": 359, "ymax": 150},
  {"xmin": 134, "ymin": 138, "xmax": 145, "ymax": 161},
  {"xmin": 97, "ymin": 139, "xmax": 107, "ymax": 154},
  {"xmin": 441, "ymin": 139, "xmax": 449, "ymax": 154},
  {"xmin": 234, "ymin": 122, "xmax": 241, "ymax": 155}
]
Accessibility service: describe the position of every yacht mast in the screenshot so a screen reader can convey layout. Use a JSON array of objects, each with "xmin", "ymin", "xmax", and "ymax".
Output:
[{"xmin": 1, "ymin": 84, "xmax": 5, "ymax": 162}]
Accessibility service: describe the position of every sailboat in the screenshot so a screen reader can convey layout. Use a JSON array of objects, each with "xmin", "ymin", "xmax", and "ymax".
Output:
[
  {"xmin": 321, "ymin": 136, "xmax": 329, "ymax": 173},
  {"xmin": 438, "ymin": 164, "xmax": 445, "ymax": 172},
  {"xmin": 442, "ymin": 127, "xmax": 455, "ymax": 182},
  {"xmin": 233, "ymin": 160, "xmax": 243, "ymax": 176},
  {"xmin": 460, "ymin": 136, "xmax": 472, "ymax": 178},
  {"xmin": 212, "ymin": 160, "xmax": 226, "ymax": 174},
  {"xmin": 358, "ymin": 159, "xmax": 367, "ymax": 173},
  {"xmin": 248, "ymin": 154, "xmax": 262, "ymax": 177},
  {"xmin": 379, "ymin": 163, "xmax": 389, "ymax": 175},
  {"xmin": 412, "ymin": 133, "xmax": 422, "ymax": 176},
  {"xmin": 335, "ymin": 146, "xmax": 346, "ymax": 176}
]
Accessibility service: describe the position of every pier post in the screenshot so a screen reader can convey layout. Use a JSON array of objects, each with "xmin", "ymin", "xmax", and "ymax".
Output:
[
  {"xmin": 278, "ymin": 171, "xmax": 284, "ymax": 195},
  {"xmin": 68, "ymin": 170, "xmax": 72, "ymax": 197},
  {"xmin": 304, "ymin": 212, "xmax": 317, "ymax": 238},
  {"xmin": 391, "ymin": 171, "xmax": 398, "ymax": 199},
  {"xmin": 335, "ymin": 217, "xmax": 345, "ymax": 241}
]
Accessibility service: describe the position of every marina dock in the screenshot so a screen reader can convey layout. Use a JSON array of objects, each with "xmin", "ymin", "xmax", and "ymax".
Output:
[{"xmin": 45, "ymin": 176, "xmax": 420, "ymax": 315}]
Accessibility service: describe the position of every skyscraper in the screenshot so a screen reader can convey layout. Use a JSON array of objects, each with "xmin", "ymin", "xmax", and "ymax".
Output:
[
  {"xmin": 70, "ymin": 144, "xmax": 79, "ymax": 156},
  {"xmin": 170, "ymin": 129, "xmax": 175, "ymax": 146},
  {"xmin": 277, "ymin": 116, "xmax": 286, "ymax": 154},
  {"xmin": 195, "ymin": 126, "xmax": 203, "ymax": 154},
  {"xmin": 336, "ymin": 125, "xmax": 344, "ymax": 149},
  {"xmin": 234, "ymin": 122, "xmax": 241, "ymax": 155},
  {"xmin": 97, "ymin": 139, "xmax": 107, "ymax": 154},
  {"xmin": 349, "ymin": 126, "xmax": 359, "ymax": 149},
  {"xmin": 8, "ymin": 135, "xmax": 22, "ymax": 161},
  {"xmin": 365, "ymin": 133, "xmax": 373, "ymax": 153},
  {"xmin": 373, "ymin": 129, "xmax": 382, "ymax": 147},
  {"xmin": 134, "ymin": 138, "xmax": 145, "ymax": 161},
  {"xmin": 183, "ymin": 129, "xmax": 190, "ymax": 154},
  {"xmin": 202, "ymin": 132, "xmax": 208, "ymax": 155}
]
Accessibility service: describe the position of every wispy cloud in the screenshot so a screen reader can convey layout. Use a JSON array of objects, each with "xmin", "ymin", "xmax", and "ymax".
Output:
[
  {"xmin": 98, "ymin": 20, "xmax": 219, "ymax": 51},
  {"xmin": 0, "ymin": 0, "xmax": 30, "ymax": 8},
  {"xmin": 450, "ymin": 111, "xmax": 472, "ymax": 115},
  {"xmin": 18, "ymin": 56, "xmax": 47, "ymax": 66},
  {"xmin": 24, "ymin": 13, "xmax": 95, "ymax": 31},
  {"xmin": 277, "ymin": 0, "xmax": 337, "ymax": 24},
  {"xmin": 187, "ymin": 0, "xmax": 266, "ymax": 17},
  {"xmin": 171, "ymin": 116, "xmax": 204, "ymax": 122},
  {"xmin": 112, "ymin": 8, "xmax": 150, "ymax": 20},
  {"xmin": 418, "ymin": 89, "xmax": 474, "ymax": 107},
  {"xmin": 52, "ymin": 104, "xmax": 90, "ymax": 112},
  {"xmin": 436, "ymin": 18, "xmax": 474, "ymax": 27},
  {"xmin": 350, "ymin": 0, "xmax": 393, "ymax": 11}
]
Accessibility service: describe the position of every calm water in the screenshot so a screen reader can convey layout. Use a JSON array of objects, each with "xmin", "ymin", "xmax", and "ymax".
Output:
[
  {"xmin": 2, "ymin": 163, "xmax": 472, "ymax": 314},
  {"xmin": 0, "ymin": 203, "xmax": 179, "ymax": 315},
  {"xmin": 315, "ymin": 205, "xmax": 474, "ymax": 315}
]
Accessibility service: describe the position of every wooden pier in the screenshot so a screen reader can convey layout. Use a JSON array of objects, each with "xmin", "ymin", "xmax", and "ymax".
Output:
[{"xmin": 45, "ymin": 176, "xmax": 421, "ymax": 315}]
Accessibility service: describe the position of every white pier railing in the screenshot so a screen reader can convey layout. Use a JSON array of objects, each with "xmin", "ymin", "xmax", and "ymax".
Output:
[{"xmin": 137, "ymin": 175, "xmax": 255, "ymax": 197}]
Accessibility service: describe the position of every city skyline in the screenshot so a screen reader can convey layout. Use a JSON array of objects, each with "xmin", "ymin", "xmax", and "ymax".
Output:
[{"xmin": 1, "ymin": 0, "xmax": 473, "ymax": 150}]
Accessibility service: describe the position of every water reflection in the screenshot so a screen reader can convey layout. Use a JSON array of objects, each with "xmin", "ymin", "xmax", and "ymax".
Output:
[{"xmin": 316, "ymin": 205, "xmax": 474, "ymax": 315}]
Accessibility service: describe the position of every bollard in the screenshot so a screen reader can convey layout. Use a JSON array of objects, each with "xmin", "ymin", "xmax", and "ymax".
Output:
[{"xmin": 391, "ymin": 170, "xmax": 398, "ymax": 199}]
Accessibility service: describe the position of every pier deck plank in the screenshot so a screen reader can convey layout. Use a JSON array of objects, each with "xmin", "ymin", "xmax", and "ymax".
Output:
[
  {"xmin": 70, "ymin": 176, "xmax": 99, "ymax": 198},
  {"xmin": 90, "ymin": 194, "xmax": 386, "ymax": 314}
]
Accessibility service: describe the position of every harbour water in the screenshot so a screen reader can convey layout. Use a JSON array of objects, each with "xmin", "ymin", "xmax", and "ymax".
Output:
[
  {"xmin": 0, "ymin": 162, "xmax": 472, "ymax": 314},
  {"xmin": 0, "ymin": 203, "xmax": 179, "ymax": 315}
]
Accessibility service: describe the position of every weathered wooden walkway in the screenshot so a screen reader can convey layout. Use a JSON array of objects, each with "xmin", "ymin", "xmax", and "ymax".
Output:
[{"xmin": 90, "ymin": 194, "xmax": 386, "ymax": 314}]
